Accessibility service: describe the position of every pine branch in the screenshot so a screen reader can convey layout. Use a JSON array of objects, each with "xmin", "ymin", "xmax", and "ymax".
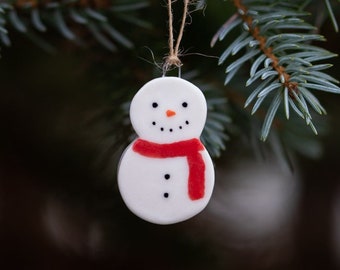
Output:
[
  {"xmin": 199, "ymin": 81, "xmax": 232, "ymax": 158},
  {"xmin": 325, "ymin": 0, "xmax": 339, "ymax": 32},
  {"xmin": 0, "ymin": 0, "xmax": 150, "ymax": 50},
  {"xmin": 212, "ymin": 0, "xmax": 340, "ymax": 141},
  {"xmin": 0, "ymin": 6, "xmax": 8, "ymax": 48}
]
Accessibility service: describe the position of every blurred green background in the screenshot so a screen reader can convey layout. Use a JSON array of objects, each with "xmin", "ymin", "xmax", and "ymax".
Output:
[{"xmin": 0, "ymin": 1, "xmax": 340, "ymax": 269}]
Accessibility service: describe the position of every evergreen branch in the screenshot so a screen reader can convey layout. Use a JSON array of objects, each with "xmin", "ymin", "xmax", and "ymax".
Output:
[
  {"xmin": 325, "ymin": 0, "xmax": 339, "ymax": 32},
  {"xmin": 260, "ymin": 90, "xmax": 281, "ymax": 141},
  {"xmin": 212, "ymin": 0, "xmax": 340, "ymax": 141},
  {"xmin": 0, "ymin": 6, "xmax": 8, "ymax": 47},
  {"xmin": 181, "ymin": 72, "xmax": 232, "ymax": 158},
  {"xmin": 0, "ymin": 0, "xmax": 149, "ymax": 50}
]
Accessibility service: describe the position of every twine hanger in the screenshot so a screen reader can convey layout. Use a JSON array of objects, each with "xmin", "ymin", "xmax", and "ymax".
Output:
[{"xmin": 163, "ymin": 0, "xmax": 190, "ymax": 76}]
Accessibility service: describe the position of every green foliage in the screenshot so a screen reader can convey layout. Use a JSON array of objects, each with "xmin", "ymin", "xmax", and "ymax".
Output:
[
  {"xmin": 0, "ymin": 0, "xmax": 150, "ymax": 51},
  {"xmin": 325, "ymin": 0, "xmax": 339, "ymax": 32},
  {"xmin": 0, "ymin": 5, "xmax": 8, "ymax": 47},
  {"xmin": 183, "ymin": 72, "xmax": 232, "ymax": 158},
  {"xmin": 212, "ymin": 0, "xmax": 340, "ymax": 141}
]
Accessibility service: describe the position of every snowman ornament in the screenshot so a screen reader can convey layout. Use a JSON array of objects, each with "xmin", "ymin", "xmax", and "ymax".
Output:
[{"xmin": 118, "ymin": 77, "xmax": 214, "ymax": 225}]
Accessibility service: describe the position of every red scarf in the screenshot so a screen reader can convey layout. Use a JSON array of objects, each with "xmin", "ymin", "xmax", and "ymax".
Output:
[{"xmin": 132, "ymin": 138, "xmax": 205, "ymax": 200}]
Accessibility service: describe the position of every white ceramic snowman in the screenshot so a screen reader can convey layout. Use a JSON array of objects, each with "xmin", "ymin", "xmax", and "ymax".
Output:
[{"xmin": 118, "ymin": 77, "xmax": 214, "ymax": 225}]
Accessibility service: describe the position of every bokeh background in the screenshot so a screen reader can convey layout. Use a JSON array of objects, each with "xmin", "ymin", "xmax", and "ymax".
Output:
[{"xmin": 0, "ymin": 1, "xmax": 339, "ymax": 269}]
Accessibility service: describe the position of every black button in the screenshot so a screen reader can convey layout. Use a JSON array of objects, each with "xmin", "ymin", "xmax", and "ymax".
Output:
[
  {"xmin": 164, "ymin": 174, "xmax": 170, "ymax": 180},
  {"xmin": 163, "ymin": 193, "xmax": 169, "ymax": 198}
]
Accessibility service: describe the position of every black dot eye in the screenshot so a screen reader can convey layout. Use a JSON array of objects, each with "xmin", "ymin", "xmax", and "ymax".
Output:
[
  {"xmin": 182, "ymin": 102, "xmax": 188, "ymax": 108},
  {"xmin": 152, "ymin": 102, "xmax": 158, "ymax": 108}
]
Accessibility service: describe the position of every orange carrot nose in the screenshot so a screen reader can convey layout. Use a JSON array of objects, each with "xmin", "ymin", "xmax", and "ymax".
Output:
[{"xmin": 166, "ymin": 110, "xmax": 176, "ymax": 117}]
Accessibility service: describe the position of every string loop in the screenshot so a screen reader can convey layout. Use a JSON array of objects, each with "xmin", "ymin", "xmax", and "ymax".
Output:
[{"xmin": 163, "ymin": 0, "xmax": 190, "ymax": 75}]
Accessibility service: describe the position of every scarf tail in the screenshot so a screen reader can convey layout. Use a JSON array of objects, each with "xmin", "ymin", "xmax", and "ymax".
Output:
[{"xmin": 187, "ymin": 153, "xmax": 205, "ymax": 200}]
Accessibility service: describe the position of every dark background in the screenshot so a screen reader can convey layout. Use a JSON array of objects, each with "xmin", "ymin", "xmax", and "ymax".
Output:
[{"xmin": 0, "ymin": 1, "xmax": 340, "ymax": 269}]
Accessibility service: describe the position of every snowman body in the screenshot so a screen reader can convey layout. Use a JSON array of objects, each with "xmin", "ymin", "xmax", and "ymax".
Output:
[{"xmin": 118, "ymin": 77, "xmax": 215, "ymax": 225}]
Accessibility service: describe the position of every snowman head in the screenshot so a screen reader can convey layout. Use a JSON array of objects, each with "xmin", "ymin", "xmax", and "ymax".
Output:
[{"xmin": 130, "ymin": 77, "xmax": 207, "ymax": 144}]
